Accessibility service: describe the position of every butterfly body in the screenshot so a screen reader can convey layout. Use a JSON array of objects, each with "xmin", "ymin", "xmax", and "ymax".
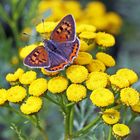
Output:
[{"xmin": 24, "ymin": 14, "xmax": 79, "ymax": 72}]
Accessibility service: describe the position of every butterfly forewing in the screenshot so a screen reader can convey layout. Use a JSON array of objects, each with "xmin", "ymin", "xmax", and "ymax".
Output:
[
  {"xmin": 50, "ymin": 14, "xmax": 76, "ymax": 43},
  {"xmin": 24, "ymin": 46, "xmax": 50, "ymax": 68}
]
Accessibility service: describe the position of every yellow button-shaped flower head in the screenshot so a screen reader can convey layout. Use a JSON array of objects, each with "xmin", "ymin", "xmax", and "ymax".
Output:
[
  {"xmin": 79, "ymin": 31, "xmax": 96, "ymax": 39},
  {"xmin": 48, "ymin": 76, "xmax": 68, "ymax": 94},
  {"xmin": 36, "ymin": 21, "xmax": 57, "ymax": 33},
  {"xmin": 14, "ymin": 68, "xmax": 24, "ymax": 78},
  {"xmin": 19, "ymin": 44, "xmax": 38, "ymax": 59},
  {"xmin": 87, "ymin": 59, "xmax": 106, "ymax": 72},
  {"xmin": 66, "ymin": 84, "xmax": 86, "ymax": 102},
  {"xmin": 113, "ymin": 123, "xmax": 130, "ymax": 137},
  {"xmin": 86, "ymin": 1, "xmax": 106, "ymax": 17},
  {"xmin": 20, "ymin": 96, "xmax": 42, "ymax": 115},
  {"xmin": 95, "ymin": 32, "xmax": 115, "ymax": 47},
  {"xmin": 106, "ymin": 12, "xmax": 123, "ymax": 35},
  {"xmin": 74, "ymin": 52, "xmax": 92, "ymax": 65},
  {"xmin": 86, "ymin": 72, "xmax": 108, "ymax": 90},
  {"xmin": 6, "ymin": 68, "xmax": 24, "ymax": 82},
  {"xmin": 0, "ymin": 89, "xmax": 7, "ymax": 105},
  {"xmin": 29, "ymin": 78, "xmax": 47, "ymax": 96},
  {"xmin": 120, "ymin": 88, "xmax": 139, "ymax": 106},
  {"xmin": 76, "ymin": 24, "xmax": 96, "ymax": 33},
  {"xmin": 41, "ymin": 68, "xmax": 59, "ymax": 76},
  {"xmin": 131, "ymin": 100, "xmax": 140, "ymax": 113},
  {"xmin": 116, "ymin": 68, "xmax": 138, "ymax": 84},
  {"xmin": 109, "ymin": 74, "xmax": 129, "ymax": 89},
  {"xmin": 102, "ymin": 109, "xmax": 120, "ymax": 125},
  {"xmin": 66, "ymin": 65, "xmax": 88, "ymax": 83},
  {"xmin": 79, "ymin": 40, "xmax": 94, "ymax": 52},
  {"xmin": 96, "ymin": 52, "xmax": 115, "ymax": 67},
  {"xmin": 7, "ymin": 86, "xmax": 27, "ymax": 103},
  {"xmin": 19, "ymin": 71, "xmax": 37, "ymax": 85},
  {"xmin": 6, "ymin": 74, "xmax": 17, "ymax": 82},
  {"xmin": 90, "ymin": 88, "xmax": 114, "ymax": 107}
]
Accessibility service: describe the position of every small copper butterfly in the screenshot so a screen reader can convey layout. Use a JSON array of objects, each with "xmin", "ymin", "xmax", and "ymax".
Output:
[{"xmin": 24, "ymin": 14, "xmax": 80, "ymax": 72}]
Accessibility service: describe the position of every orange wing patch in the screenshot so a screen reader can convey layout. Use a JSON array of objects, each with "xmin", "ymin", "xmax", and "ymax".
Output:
[
  {"xmin": 69, "ymin": 43, "xmax": 79, "ymax": 62},
  {"xmin": 26, "ymin": 46, "xmax": 49, "ymax": 66},
  {"xmin": 50, "ymin": 61, "xmax": 68, "ymax": 71},
  {"xmin": 53, "ymin": 20, "xmax": 72, "ymax": 42}
]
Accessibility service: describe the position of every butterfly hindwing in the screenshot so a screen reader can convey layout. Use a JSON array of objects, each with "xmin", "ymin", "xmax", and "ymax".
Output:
[
  {"xmin": 24, "ymin": 46, "xmax": 50, "ymax": 68},
  {"xmin": 54, "ymin": 37, "xmax": 80, "ymax": 63},
  {"xmin": 50, "ymin": 14, "xmax": 76, "ymax": 43},
  {"xmin": 45, "ymin": 50, "xmax": 68, "ymax": 72}
]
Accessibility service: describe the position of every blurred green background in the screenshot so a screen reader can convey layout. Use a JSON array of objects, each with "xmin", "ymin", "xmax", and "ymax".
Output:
[{"xmin": 0, "ymin": 0, "xmax": 140, "ymax": 140}]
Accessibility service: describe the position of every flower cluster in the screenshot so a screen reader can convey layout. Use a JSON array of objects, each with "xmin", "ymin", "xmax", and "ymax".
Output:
[
  {"xmin": 18, "ymin": 10, "xmax": 137, "ymax": 138},
  {"xmin": 37, "ymin": 0, "xmax": 122, "ymax": 35},
  {"xmin": 1, "ymin": 1, "xmax": 139, "ymax": 139},
  {"xmin": 1, "ymin": 68, "xmax": 48, "ymax": 115}
]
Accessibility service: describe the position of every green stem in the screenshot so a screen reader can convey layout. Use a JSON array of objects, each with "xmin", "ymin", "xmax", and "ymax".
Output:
[
  {"xmin": 34, "ymin": 115, "xmax": 48, "ymax": 140},
  {"xmin": 107, "ymin": 126, "xmax": 112, "ymax": 140},
  {"xmin": 64, "ymin": 112, "xmax": 70, "ymax": 140},
  {"xmin": 60, "ymin": 94, "xmax": 73, "ymax": 139},
  {"xmin": 73, "ymin": 115, "xmax": 101, "ymax": 137},
  {"xmin": 44, "ymin": 94, "xmax": 60, "ymax": 106},
  {"xmin": 66, "ymin": 102, "xmax": 75, "ymax": 107},
  {"xmin": 112, "ymin": 104, "xmax": 121, "ymax": 110},
  {"xmin": 122, "ymin": 106, "xmax": 127, "ymax": 124},
  {"xmin": 69, "ymin": 106, "xmax": 74, "ymax": 136},
  {"xmin": 5, "ymin": 104, "xmax": 47, "ymax": 140}
]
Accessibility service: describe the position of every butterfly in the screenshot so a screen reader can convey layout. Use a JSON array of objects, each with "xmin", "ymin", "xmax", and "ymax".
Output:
[{"xmin": 23, "ymin": 14, "xmax": 80, "ymax": 72}]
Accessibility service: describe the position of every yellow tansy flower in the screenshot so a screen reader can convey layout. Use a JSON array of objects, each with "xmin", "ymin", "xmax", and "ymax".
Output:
[
  {"xmin": 66, "ymin": 84, "xmax": 86, "ymax": 102},
  {"xmin": 86, "ymin": 72, "xmax": 108, "ymax": 90},
  {"xmin": 20, "ymin": 96, "xmax": 42, "ymax": 115},
  {"xmin": 74, "ymin": 52, "xmax": 92, "ymax": 65},
  {"xmin": 6, "ymin": 68, "xmax": 24, "ymax": 82},
  {"xmin": 95, "ymin": 32, "xmax": 115, "ymax": 47},
  {"xmin": 48, "ymin": 76, "xmax": 68, "ymax": 94},
  {"xmin": 79, "ymin": 31, "xmax": 96, "ymax": 39},
  {"xmin": 29, "ymin": 78, "xmax": 47, "ymax": 96},
  {"xmin": 79, "ymin": 39, "xmax": 95, "ymax": 52},
  {"xmin": 85, "ymin": 1, "xmax": 106, "ymax": 17},
  {"xmin": 86, "ymin": 59, "xmax": 106, "ymax": 72},
  {"xmin": 113, "ymin": 123, "xmax": 130, "ymax": 137},
  {"xmin": 36, "ymin": 21, "xmax": 57, "ymax": 33},
  {"xmin": 0, "ymin": 89, "xmax": 7, "ymax": 105},
  {"xmin": 11, "ymin": 56, "xmax": 19, "ymax": 65},
  {"xmin": 91, "ymin": 16, "xmax": 108, "ymax": 31},
  {"xmin": 19, "ymin": 71, "xmax": 37, "ymax": 85},
  {"xmin": 109, "ymin": 74, "xmax": 129, "ymax": 89},
  {"xmin": 7, "ymin": 86, "xmax": 26, "ymax": 103},
  {"xmin": 6, "ymin": 74, "xmax": 18, "ymax": 82},
  {"xmin": 14, "ymin": 68, "xmax": 24, "ymax": 78},
  {"xmin": 106, "ymin": 12, "xmax": 123, "ymax": 35},
  {"xmin": 41, "ymin": 68, "xmax": 59, "ymax": 76},
  {"xmin": 90, "ymin": 88, "xmax": 114, "ymax": 107},
  {"xmin": 120, "ymin": 88, "xmax": 139, "ymax": 106},
  {"xmin": 96, "ymin": 52, "xmax": 115, "ymax": 67},
  {"xmin": 19, "ymin": 44, "xmax": 38, "ymax": 59},
  {"xmin": 102, "ymin": 109, "xmax": 120, "ymax": 125},
  {"xmin": 116, "ymin": 68, "xmax": 138, "ymax": 84},
  {"xmin": 76, "ymin": 24, "xmax": 96, "ymax": 33},
  {"xmin": 131, "ymin": 100, "xmax": 140, "ymax": 113},
  {"xmin": 66, "ymin": 65, "xmax": 88, "ymax": 83}
]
